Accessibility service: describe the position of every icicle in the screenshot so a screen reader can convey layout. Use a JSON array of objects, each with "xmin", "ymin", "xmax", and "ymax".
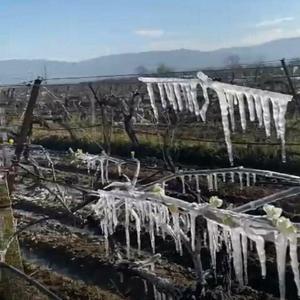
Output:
[
  {"xmin": 222, "ymin": 172, "xmax": 226, "ymax": 183},
  {"xmin": 203, "ymin": 230, "xmax": 208, "ymax": 248},
  {"xmin": 275, "ymin": 233, "xmax": 288, "ymax": 300},
  {"xmin": 164, "ymin": 83, "xmax": 178, "ymax": 111},
  {"xmin": 213, "ymin": 173, "xmax": 218, "ymax": 191},
  {"xmin": 102, "ymin": 211, "xmax": 109, "ymax": 256},
  {"xmin": 190, "ymin": 212, "xmax": 197, "ymax": 251},
  {"xmin": 238, "ymin": 172, "xmax": 243, "ymax": 190},
  {"xmin": 230, "ymin": 228, "xmax": 244, "ymax": 286},
  {"xmin": 157, "ymin": 291, "xmax": 162, "ymax": 300},
  {"xmin": 173, "ymin": 83, "xmax": 184, "ymax": 111},
  {"xmin": 199, "ymin": 82, "xmax": 210, "ymax": 122},
  {"xmin": 249, "ymin": 239, "xmax": 254, "ymax": 251},
  {"xmin": 184, "ymin": 84, "xmax": 194, "ymax": 113},
  {"xmin": 226, "ymin": 92, "xmax": 236, "ymax": 132},
  {"xmin": 215, "ymin": 88, "xmax": 234, "ymax": 165},
  {"xmin": 278, "ymin": 97, "xmax": 290, "ymax": 163},
  {"xmin": 153, "ymin": 285, "xmax": 158, "ymax": 300},
  {"xmin": 250, "ymin": 234, "xmax": 266, "ymax": 278},
  {"xmin": 171, "ymin": 211, "xmax": 182, "ymax": 255},
  {"xmin": 100, "ymin": 160, "xmax": 104, "ymax": 185},
  {"xmin": 261, "ymin": 96, "xmax": 271, "ymax": 137},
  {"xmin": 190, "ymin": 82, "xmax": 201, "ymax": 116},
  {"xmin": 131, "ymin": 209, "xmax": 141, "ymax": 255},
  {"xmin": 125, "ymin": 199, "xmax": 131, "ymax": 258},
  {"xmin": 195, "ymin": 175, "xmax": 200, "ymax": 193},
  {"xmin": 288, "ymin": 235, "xmax": 300, "ymax": 297},
  {"xmin": 146, "ymin": 83, "xmax": 158, "ymax": 120},
  {"xmin": 241, "ymin": 234, "xmax": 248, "ymax": 284},
  {"xmin": 157, "ymin": 83, "xmax": 167, "ymax": 109},
  {"xmin": 180, "ymin": 83, "xmax": 189, "ymax": 110},
  {"xmin": 245, "ymin": 92, "xmax": 255, "ymax": 121},
  {"xmin": 223, "ymin": 229, "xmax": 232, "ymax": 254},
  {"xmin": 252, "ymin": 173, "xmax": 256, "ymax": 185},
  {"xmin": 154, "ymin": 204, "xmax": 160, "ymax": 234},
  {"xmin": 270, "ymin": 98, "xmax": 280, "ymax": 138},
  {"xmin": 234, "ymin": 95, "xmax": 238, "ymax": 105},
  {"xmin": 237, "ymin": 93, "xmax": 246, "ymax": 131},
  {"xmin": 180, "ymin": 176, "xmax": 186, "ymax": 194},
  {"xmin": 246, "ymin": 173, "xmax": 250, "ymax": 187},
  {"xmin": 105, "ymin": 159, "xmax": 109, "ymax": 183},
  {"xmin": 117, "ymin": 164, "xmax": 122, "ymax": 177},
  {"xmin": 207, "ymin": 220, "xmax": 219, "ymax": 273},
  {"xmin": 207, "ymin": 174, "xmax": 213, "ymax": 191},
  {"xmin": 149, "ymin": 204, "xmax": 156, "ymax": 253},
  {"xmin": 230, "ymin": 172, "xmax": 235, "ymax": 183},
  {"xmin": 143, "ymin": 280, "xmax": 148, "ymax": 295},
  {"xmin": 253, "ymin": 95, "xmax": 263, "ymax": 127}
]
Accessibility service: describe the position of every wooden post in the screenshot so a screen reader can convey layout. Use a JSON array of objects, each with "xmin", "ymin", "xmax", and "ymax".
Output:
[
  {"xmin": 281, "ymin": 58, "xmax": 297, "ymax": 97},
  {"xmin": 7, "ymin": 79, "xmax": 42, "ymax": 194},
  {"xmin": 15, "ymin": 78, "xmax": 42, "ymax": 161}
]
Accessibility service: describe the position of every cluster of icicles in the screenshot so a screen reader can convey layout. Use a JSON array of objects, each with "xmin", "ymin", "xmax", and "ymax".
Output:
[
  {"xmin": 174, "ymin": 170, "xmax": 257, "ymax": 194},
  {"xmin": 92, "ymin": 189, "xmax": 300, "ymax": 300},
  {"xmin": 139, "ymin": 72, "xmax": 293, "ymax": 165},
  {"xmin": 92, "ymin": 190, "xmax": 192, "ymax": 257},
  {"xmin": 71, "ymin": 149, "xmax": 124, "ymax": 184},
  {"xmin": 206, "ymin": 218, "xmax": 300, "ymax": 300}
]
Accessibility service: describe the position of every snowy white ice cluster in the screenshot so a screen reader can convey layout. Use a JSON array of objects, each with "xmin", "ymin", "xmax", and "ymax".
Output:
[
  {"xmin": 92, "ymin": 189, "xmax": 300, "ymax": 300},
  {"xmin": 139, "ymin": 73, "xmax": 293, "ymax": 165}
]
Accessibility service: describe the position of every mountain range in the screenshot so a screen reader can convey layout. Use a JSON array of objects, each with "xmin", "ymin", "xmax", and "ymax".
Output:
[{"xmin": 2, "ymin": 37, "xmax": 300, "ymax": 84}]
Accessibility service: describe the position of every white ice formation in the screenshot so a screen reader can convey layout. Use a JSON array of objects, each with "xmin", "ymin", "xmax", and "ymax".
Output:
[
  {"xmin": 71, "ymin": 149, "xmax": 124, "ymax": 184},
  {"xmin": 166, "ymin": 169, "xmax": 259, "ymax": 193},
  {"xmin": 92, "ymin": 188, "xmax": 300, "ymax": 300},
  {"xmin": 139, "ymin": 73, "xmax": 293, "ymax": 165}
]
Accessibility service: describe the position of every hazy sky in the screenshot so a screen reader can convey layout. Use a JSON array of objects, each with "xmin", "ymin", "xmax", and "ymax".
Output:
[{"xmin": 1, "ymin": 0, "xmax": 300, "ymax": 61}]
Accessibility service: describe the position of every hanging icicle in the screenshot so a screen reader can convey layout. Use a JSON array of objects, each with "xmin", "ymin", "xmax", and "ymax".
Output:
[{"xmin": 146, "ymin": 83, "xmax": 158, "ymax": 120}]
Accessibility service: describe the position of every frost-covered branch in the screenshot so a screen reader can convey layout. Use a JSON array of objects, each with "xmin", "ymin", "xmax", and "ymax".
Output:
[
  {"xmin": 71, "ymin": 148, "xmax": 125, "ymax": 184},
  {"xmin": 143, "ymin": 166, "xmax": 300, "ymax": 194}
]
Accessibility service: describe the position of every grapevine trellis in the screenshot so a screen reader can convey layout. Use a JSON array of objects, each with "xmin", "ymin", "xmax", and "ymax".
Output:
[{"xmin": 2, "ymin": 69, "xmax": 300, "ymax": 299}]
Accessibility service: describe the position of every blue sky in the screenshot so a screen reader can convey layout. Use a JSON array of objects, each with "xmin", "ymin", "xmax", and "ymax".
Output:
[{"xmin": 1, "ymin": 0, "xmax": 300, "ymax": 61}]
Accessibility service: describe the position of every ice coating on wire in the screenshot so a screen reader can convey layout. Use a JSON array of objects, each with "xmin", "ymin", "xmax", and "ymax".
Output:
[{"xmin": 139, "ymin": 73, "xmax": 293, "ymax": 165}]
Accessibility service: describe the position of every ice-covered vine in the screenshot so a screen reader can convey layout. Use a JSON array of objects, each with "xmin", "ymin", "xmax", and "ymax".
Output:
[{"xmin": 139, "ymin": 73, "xmax": 293, "ymax": 165}]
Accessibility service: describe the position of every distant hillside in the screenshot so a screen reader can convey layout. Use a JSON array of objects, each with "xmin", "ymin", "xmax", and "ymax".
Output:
[{"xmin": 1, "ymin": 37, "xmax": 300, "ymax": 84}]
